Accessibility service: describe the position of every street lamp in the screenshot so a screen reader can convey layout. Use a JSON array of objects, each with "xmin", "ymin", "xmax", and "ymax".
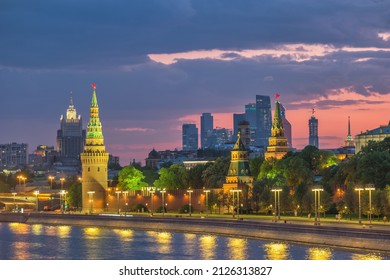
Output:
[
  {"xmin": 365, "ymin": 184, "xmax": 375, "ymax": 226},
  {"xmin": 115, "ymin": 191, "xmax": 121, "ymax": 214},
  {"xmin": 48, "ymin": 176, "xmax": 54, "ymax": 190},
  {"xmin": 203, "ymin": 189, "xmax": 210, "ymax": 217},
  {"xmin": 122, "ymin": 191, "xmax": 129, "ymax": 214},
  {"xmin": 160, "ymin": 189, "xmax": 166, "ymax": 216},
  {"xmin": 12, "ymin": 192, "xmax": 17, "ymax": 211},
  {"xmin": 271, "ymin": 188, "xmax": 282, "ymax": 221},
  {"xmin": 60, "ymin": 190, "xmax": 66, "ymax": 213},
  {"xmin": 34, "ymin": 191, "xmax": 39, "ymax": 211},
  {"xmin": 187, "ymin": 189, "xmax": 193, "ymax": 216},
  {"xmin": 149, "ymin": 189, "xmax": 155, "ymax": 216},
  {"xmin": 355, "ymin": 186, "xmax": 364, "ymax": 225},
  {"xmin": 312, "ymin": 186, "xmax": 324, "ymax": 226},
  {"xmin": 230, "ymin": 189, "xmax": 242, "ymax": 220},
  {"xmin": 87, "ymin": 191, "xmax": 95, "ymax": 214},
  {"xmin": 60, "ymin": 178, "xmax": 65, "ymax": 190}
]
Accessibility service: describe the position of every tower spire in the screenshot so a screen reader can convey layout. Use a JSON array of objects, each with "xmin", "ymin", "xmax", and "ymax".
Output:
[{"xmin": 81, "ymin": 83, "xmax": 109, "ymax": 213}]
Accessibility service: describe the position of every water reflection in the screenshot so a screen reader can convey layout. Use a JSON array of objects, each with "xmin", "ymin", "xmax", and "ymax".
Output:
[
  {"xmin": 264, "ymin": 243, "xmax": 290, "ymax": 260},
  {"xmin": 307, "ymin": 247, "xmax": 333, "ymax": 260},
  {"xmin": 199, "ymin": 235, "xmax": 216, "ymax": 259},
  {"xmin": 227, "ymin": 238, "xmax": 247, "ymax": 259},
  {"xmin": 57, "ymin": 226, "xmax": 71, "ymax": 238},
  {"xmin": 83, "ymin": 227, "xmax": 101, "ymax": 239},
  {"xmin": 113, "ymin": 229, "xmax": 134, "ymax": 240},
  {"xmin": 32, "ymin": 224, "xmax": 43, "ymax": 235},
  {"xmin": 147, "ymin": 231, "xmax": 172, "ymax": 255},
  {"xmin": 12, "ymin": 241, "xmax": 30, "ymax": 260},
  {"xmin": 351, "ymin": 253, "xmax": 383, "ymax": 260},
  {"xmin": 184, "ymin": 233, "xmax": 197, "ymax": 256},
  {"xmin": 8, "ymin": 222, "xmax": 29, "ymax": 234}
]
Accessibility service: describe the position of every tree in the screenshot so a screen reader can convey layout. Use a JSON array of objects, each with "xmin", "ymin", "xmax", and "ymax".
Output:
[
  {"xmin": 202, "ymin": 157, "xmax": 230, "ymax": 189},
  {"xmin": 118, "ymin": 165, "xmax": 148, "ymax": 190},
  {"xmin": 153, "ymin": 164, "xmax": 188, "ymax": 190},
  {"xmin": 249, "ymin": 157, "xmax": 263, "ymax": 179},
  {"xmin": 187, "ymin": 164, "xmax": 207, "ymax": 189},
  {"xmin": 68, "ymin": 183, "xmax": 82, "ymax": 210}
]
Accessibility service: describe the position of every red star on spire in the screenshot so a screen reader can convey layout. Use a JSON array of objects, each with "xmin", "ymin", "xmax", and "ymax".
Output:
[
  {"xmin": 91, "ymin": 83, "xmax": 97, "ymax": 89},
  {"xmin": 275, "ymin": 93, "xmax": 280, "ymax": 99}
]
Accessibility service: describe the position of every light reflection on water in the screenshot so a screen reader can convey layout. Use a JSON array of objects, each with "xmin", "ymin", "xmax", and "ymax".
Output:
[
  {"xmin": 264, "ymin": 243, "xmax": 290, "ymax": 260},
  {"xmin": 0, "ymin": 222, "xmax": 388, "ymax": 260}
]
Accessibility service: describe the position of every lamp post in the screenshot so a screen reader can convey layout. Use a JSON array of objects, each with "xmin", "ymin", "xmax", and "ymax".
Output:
[
  {"xmin": 271, "ymin": 188, "xmax": 282, "ymax": 221},
  {"xmin": 60, "ymin": 190, "xmax": 66, "ymax": 213},
  {"xmin": 34, "ymin": 191, "xmax": 39, "ymax": 211},
  {"xmin": 230, "ymin": 189, "xmax": 242, "ymax": 220},
  {"xmin": 161, "ymin": 189, "xmax": 166, "ymax": 216},
  {"xmin": 17, "ymin": 175, "xmax": 22, "ymax": 185},
  {"xmin": 203, "ymin": 189, "xmax": 210, "ymax": 217},
  {"xmin": 312, "ymin": 186, "xmax": 324, "ymax": 226},
  {"xmin": 60, "ymin": 178, "xmax": 65, "ymax": 190},
  {"xmin": 48, "ymin": 176, "xmax": 54, "ymax": 190},
  {"xmin": 115, "ymin": 191, "xmax": 121, "ymax": 214},
  {"xmin": 87, "ymin": 191, "xmax": 95, "ymax": 214},
  {"xmin": 12, "ymin": 192, "xmax": 17, "ymax": 211},
  {"xmin": 355, "ymin": 186, "xmax": 364, "ymax": 225},
  {"xmin": 187, "ymin": 189, "xmax": 193, "ymax": 216},
  {"xmin": 150, "ymin": 189, "xmax": 155, "ymax": 216},
  {"xmin": 365, "ymin": 184, "xmax": 375, "ymax": 226},
  {"xmin": 122, "ymin": 191, "xmax": 129, "ymax": 214}
]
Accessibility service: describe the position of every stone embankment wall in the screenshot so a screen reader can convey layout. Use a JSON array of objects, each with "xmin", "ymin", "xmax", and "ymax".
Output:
[{"xmin": 1, "ymin": 213, "xmax": 390, "ymax": 252}]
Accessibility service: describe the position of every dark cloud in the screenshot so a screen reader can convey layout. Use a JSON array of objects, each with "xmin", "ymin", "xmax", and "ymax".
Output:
[{"xmin": 1, "ymin": 0, "xmax": 390, "ymax": 163}]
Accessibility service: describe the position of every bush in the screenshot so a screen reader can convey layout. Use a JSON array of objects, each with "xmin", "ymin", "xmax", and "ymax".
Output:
[
  {"xmin": 132, "ymin": 203, "xmax": 148, "ymax": 213},
  {"xmin": 178, "ymin": 204, "xmax": 194, "ymax": 214},
  {"xmin": 155, "ymin": 205, "xmax": 166, "ymax": 213}
]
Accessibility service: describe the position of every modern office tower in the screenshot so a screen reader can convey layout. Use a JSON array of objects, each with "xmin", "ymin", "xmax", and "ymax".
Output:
[
  {"xmin": 0, "ymin": 143, "xmax": 28, "ymax": 167},
  {"xmin": 182, "ymin": 124, "xmax": 199, "ymax": 151},
  {"xmin": 264, "ymin": 97, "xmax": 288, "ymax": 160},
  {"xmin": 280, "ymin": 103, "xmax": 293, "ymax": 149},
  {"xmin": 56, "ymin": 97, "xmax": 86, "ymax": 165},
  {"xmin": 309, "ymin": 109, "xmax": 319, "ymax": 148},
  {"xmin": 233, "ymin": 113, "xmax": 246, "ymax": 141},
  {"xmin": 81, "ymin": 84, "xmax": 109, "ymax": 213},
  {"xmin": 200, "ymin": 113, "xmax": 214, "ymax": 148},
  {"xmin": 255, "ymin": 95, "xmax": 272, "ymax": 148},
  {"xmin": 238, "ymin": 121, "xmax": 251, "ymax": 148},
  {"xmin": 210, "ymin": 127, "xmax": 231, "ymax": 147},
  {"xmin": 245, "ymin": 103, "xmax": 257, "ymax": 145}
]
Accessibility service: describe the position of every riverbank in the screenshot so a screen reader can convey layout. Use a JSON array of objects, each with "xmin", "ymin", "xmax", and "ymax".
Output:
[{"xmin": 1, "ymin": 212, "xmax": 390, "ymax": 253}]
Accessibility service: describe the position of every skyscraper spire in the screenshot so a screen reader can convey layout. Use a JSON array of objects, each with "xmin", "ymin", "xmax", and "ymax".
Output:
[{"xmin": 344, "ymin": 116, "xmax": 355, "ymax": 147}]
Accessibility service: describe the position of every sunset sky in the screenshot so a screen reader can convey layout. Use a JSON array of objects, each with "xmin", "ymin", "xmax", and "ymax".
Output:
[{"xmin": 1, "ymin": 0, "xmax": 389, "ymax": 165}]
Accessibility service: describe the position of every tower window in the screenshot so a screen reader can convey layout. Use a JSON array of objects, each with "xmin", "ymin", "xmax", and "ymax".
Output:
[
  {"xmin": 88, "ymin": 167, "xmax": 90, "ymax": 172},
  {"xmin": 98, "ymin": 167, "xmax": 100, "ymax": 172}
]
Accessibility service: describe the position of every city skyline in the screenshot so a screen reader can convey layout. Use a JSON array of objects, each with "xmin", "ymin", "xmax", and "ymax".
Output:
[{"xmin": 1, "ymin": 1, "xmax": 389, "ymax": 165}]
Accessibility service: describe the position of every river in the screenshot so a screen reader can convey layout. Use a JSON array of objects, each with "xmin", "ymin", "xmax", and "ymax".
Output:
[{"xmin": 0, "ymin": 222, "xmax": 388, "ymax": 260}]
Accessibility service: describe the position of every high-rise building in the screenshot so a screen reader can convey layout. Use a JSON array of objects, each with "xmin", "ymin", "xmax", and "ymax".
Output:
[
  {"xmin": 280, "ymin": 103, "xmax": 293, "ymax": 148},
  {"xmin": 233, "ymin": 113, "xmax": 246, "ymax": 141},
  {"xmin": 245, "ymin": 103, "xmax": 257, "ymax": 146},
  {"xmin": 264, "ymin": 96, "xmax": 288, "ymax": 160},
  {"xmin": 255, "ymin": 95, "xmax": 272, "ymax": 148},
  {"xmin": 309, "ymin": 109, "xmax": 319, "ymax": 148},
  {"xmin": 0, "ymin": 143, "xmax": 28, "ymax": 167},
  {"xmin": 200, "ymin": 113, "xmax": 214, "ymax": 148},
  {"xmin": 238, "ymin": 121, "xmax": 251, "ymax": 148},
  {"xmin": 81, "ymin": 84, "xmax": 109, "ymax": 213},
  {"xmin": 182, "ymin": 124, "xmax": 198, "ymax": 151},
  {"xmin": 56, "ymin": 97, "xmax": 86, "ymax": 165}
]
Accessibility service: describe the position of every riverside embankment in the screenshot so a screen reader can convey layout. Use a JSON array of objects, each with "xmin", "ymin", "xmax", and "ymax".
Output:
[{"xmin": 1, "ymin": 212, "xmax": 390, "ymax": 252}]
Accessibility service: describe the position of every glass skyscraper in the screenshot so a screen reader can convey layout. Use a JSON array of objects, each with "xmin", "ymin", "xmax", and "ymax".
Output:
[
  {"xmin": 200, "ymin": 113, "xmax": 213, "ymax": 148},
  {"xmin": 255, "ymin": 95, "xmax": 272, "ymax": 148},
  {"xmin": 182, "ymin": 124, "xmax": 198, "ymax": 151}
]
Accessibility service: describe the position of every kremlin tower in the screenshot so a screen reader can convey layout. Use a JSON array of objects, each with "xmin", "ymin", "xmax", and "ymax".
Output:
[
  {"xmin": 264, "ymin": 94, "xmax": 289, "ymax": 160},
  {"xmin": 81, "ymin": 84, "xmax": 109, "ymax": 213}
]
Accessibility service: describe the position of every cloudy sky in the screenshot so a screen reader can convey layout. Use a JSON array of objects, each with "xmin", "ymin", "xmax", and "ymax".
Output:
[{"xmin": 1, "ymin": 0, "xmax": 389, "ymax": 165}]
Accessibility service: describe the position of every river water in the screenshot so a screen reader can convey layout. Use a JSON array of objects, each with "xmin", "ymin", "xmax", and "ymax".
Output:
[{"xmin": 0, "ymin": 222, "xmax": 388, "ymax": 260}]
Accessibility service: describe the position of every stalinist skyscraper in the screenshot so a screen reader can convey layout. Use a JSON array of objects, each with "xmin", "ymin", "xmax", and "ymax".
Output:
[{"xmin": 81, "ymin": 84, "xmax": 109, "ymax": 213}]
